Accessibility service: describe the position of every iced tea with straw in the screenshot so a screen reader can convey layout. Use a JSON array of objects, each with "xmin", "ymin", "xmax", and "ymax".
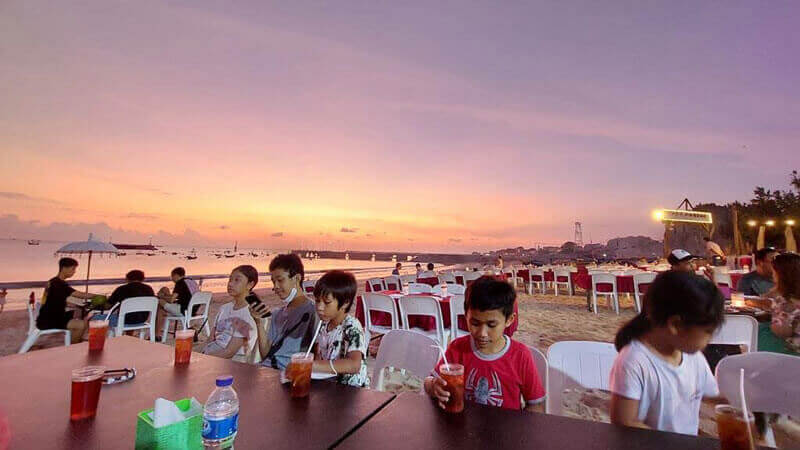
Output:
[
  {"xmin": 88, "ymin": 320, "xmax": 108, "ymax": 351},
  {"xmin": 440, "ymin": 363, "xmax": 465, "ymax": 413},
  {"xmin": 715, "ymin": 404, "xmax": 756, "ymax": 450},
  {"xmin": 70, "ymin": 366, "xmax": 105, "ymax": 420},
  {"xmin": 287, "ymin": 353, "xmax": 314, "ymax": 398},
  {"xmin": 174, "ymin": 329, "xmax": 194, "ymax": 364}
]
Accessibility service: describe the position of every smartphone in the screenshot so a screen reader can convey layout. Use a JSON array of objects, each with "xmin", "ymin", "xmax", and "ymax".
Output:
[{"xmin": 246, "ymin": 293, "xmax": 271, "ymax": 318}]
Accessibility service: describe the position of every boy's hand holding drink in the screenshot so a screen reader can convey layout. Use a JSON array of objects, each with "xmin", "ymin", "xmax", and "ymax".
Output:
[{"xmin": 429, "ymin": 376, "xmax": 451, "ymax": 409}]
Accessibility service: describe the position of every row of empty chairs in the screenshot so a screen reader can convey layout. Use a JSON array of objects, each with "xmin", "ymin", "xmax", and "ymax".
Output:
[{"xmin": 361, "ymin": 292, "xmax": 467, "ymax": 347}]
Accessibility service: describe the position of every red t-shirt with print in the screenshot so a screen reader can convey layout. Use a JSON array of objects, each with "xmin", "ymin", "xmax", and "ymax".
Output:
[{"xmin": 437, "ymin": 335, "xmax": 545, "ymax": 410}]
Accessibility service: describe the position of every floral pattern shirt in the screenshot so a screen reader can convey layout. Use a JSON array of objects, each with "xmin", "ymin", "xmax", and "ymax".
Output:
[
  {"xmin": 316, "ymin": 315, "xmax": 369, "ymax": 387},
  {"xmin": 771, "ymin": 295, "xmax": 800, "ymax": 352}
]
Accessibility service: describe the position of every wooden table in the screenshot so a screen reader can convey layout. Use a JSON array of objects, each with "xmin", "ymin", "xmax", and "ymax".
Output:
[
  {"xmin": 0, "ymin": 336, "xmax": 394, "ymax": 449},
  {"xmin": 335, "ymin": 393, "xmax": 728, "ymax": 450}
]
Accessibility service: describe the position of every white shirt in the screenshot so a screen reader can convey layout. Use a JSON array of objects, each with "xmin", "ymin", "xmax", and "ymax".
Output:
[
  {"xmin": 706, "ymin": 241, "xmax": 724, "ymax": 257},
  {"xmin": 609, "ymin": 340, "xmax": 718, "ymax": 435},
  {"xmin": 205, "ymin": 302, "xmax": 257, "ymax": 356}
]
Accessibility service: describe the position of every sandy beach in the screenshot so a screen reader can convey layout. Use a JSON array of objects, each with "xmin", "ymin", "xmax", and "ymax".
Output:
[{"xmin": 2, "ymin": 279, "xmax": 798, "ymax": 447}]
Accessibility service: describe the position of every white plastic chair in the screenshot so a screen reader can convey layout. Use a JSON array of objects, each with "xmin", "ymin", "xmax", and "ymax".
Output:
[
  {"xmin": 362, "ymin": 293, "xmax": 399, "ymax": 343},
  {"xmin": 18, "ymin": 301, "xmax": 71, "ymax": 353},
  {"xmin": 546, "ymin": 341, "xmax": 617, "ymax": 415},
  {"xmin": 716, "ymin": 352, "xmax": 800, "ymax": 417},
  {"xmin": 383, "ymin": 275, "xmax": 401, "ymax": 291},
  {"xmin": 714, "ymin": 269, "xmax": 733, "ymax": 288},
  {"xmin": 397, "ymin": 295, "xmax": 449, "ymax": 346},
  {"xmin": 438, "ymin": 272, "xmax": 456, "ymax": 284},
  {"xmin": 370, "ymin": 329, "xmax": 441, "ymax": 392},
  {"xmin": 161, "ymin": 291, "xmax": 213, "ymax": 342},
  {"xmin": 301, "ymin": 280, "xmax": 316, "ymax": 299},
  {"xmin": 448, "ymin": 294, "xmax": 468, "ymax": 341},
  {"xmin": 463, "ymin": 271, "xmax": 483, "ymax": 285},
  {"xmin": 632, "ymin": 272, "xmax": 656, "ymax": 314},
  {"xmin": 710, "ymin": 314, "xmax": 758, "ymax": 352},
  {"xmin": 529, "ymin": 268, "xmax": 546, "ymax": 295},
  {"xmin": 529, "ymin": 346, "xmax": 548, "ymax": 406},
  {"xmin": 407, "ymin": 282, "xmax": 433, "ymax": 295},
  {"xmin": 109, "ymin": 296, "xmax": 158, "ymax": 342},
  {"xmin": 367, "ymin": 278, "xmax": 385, "ymax": 292},
  {"xmin": 553, "ymin": 268, "xmax": 573, "ymax": 296},
  {"xmin": 432, "ymin": 284, "xmax": 449, "ymax": 296},
  {"xmin": 445, "ymin": 284, "xmax": 465, "ymax": 295},
  {"xmin": 453, "ymin": 271, "xmax": 467, "ymax": 286},
  {"xmin": 400, "ymin": 274, "xmax": 417, "ymax": 285},
  {"xmin": 591, "ymin": 273, "xmax": 619, "ymax": 315}
]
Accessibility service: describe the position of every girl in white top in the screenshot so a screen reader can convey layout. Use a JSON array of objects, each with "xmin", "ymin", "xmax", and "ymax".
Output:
[
  {"xmin": 609, "ymin": 270, "xmax": 725, "ymax": 435},
  {"xmin": 204, "ymin": 265, "xmax": 257, "ymax": 360}
]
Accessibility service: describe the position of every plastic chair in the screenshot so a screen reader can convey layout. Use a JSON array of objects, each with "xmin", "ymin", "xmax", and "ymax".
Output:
[
  {"xmin": 716, "ymin": 352, "xmax": 800, "ymax": 416},
  {"xmin": 445, "ymin": 284, "xmax": 465, "ymax": 295},
  {"xmin": 301, "ymin": 280, "xmax": 316, "ymax": 299},
  {"xmin": 553, "ymin": 268, "xmax": 573, "ymax": 296},
  {"xmin": 383, "ymin": 275, "xmax": 401, "ymax": 291},
  {"xmin": 463, "ymin": 271, "xmax": 483, "ymax": 286},
  {"xmin": 591, "ymin": 273, "xmax": 619, "ymax": 314},
  {"xmin": 408, "ymin": 283, "xmax": 433, "ymax": 295},
  {"xmin": 370, "ymin": 329, "xmax": 441, "ymax": 392},
  {"xmin": 109, "ymin": 296, "xmax": 158, "ymax": 342},
  {"xmin": 632, "ymin": 272, "xmax": 656, "ymax": 313},
  {"xmin": 529, "ymin": 346, "xmax": 548, "ymax": 405},
  {"xmin": 362, "ymin": 293, "xmax": 399, "ymax": 343},
  {"xmin": 18, "ymin": 301, "xmax": 71, "ymax": 353},
  {"xmin": 397, "ymin": 295, "xmax": 449, "ymax": 346},
  {"xmin": 453, "ymin": 271, "xmax": 467, "ymax": 286},
  {"xmin": 367, "ymin": 278, "xmax": 385, "ymax": 292},
  {"xmin": 710, "ymin": 314, "xmax": 758, "ymax": 352},
  {"xmin": 529, "ymin": 268, "xmax": 546, "ymax": 295},
  {"xmin": 448, "ymin": 294, "xmax": 468, "ymax": 341},
  {"xmin": 161, "ymin": 291, "xmax": 213, "ymax": 342},
  {"xmin": 546, "ymin": 341, "xmax": 617, "ymax": 415},
  {"xmin": 400, "ymin": 274, "xmax": 417, "ymax": 285},
  {"xmin": 438, "ymin": 272, "xmax": 456, "ymax": 284},
  {"xmin": 416, "ymin": 276, "xmax": 439, "ymax": 287}
]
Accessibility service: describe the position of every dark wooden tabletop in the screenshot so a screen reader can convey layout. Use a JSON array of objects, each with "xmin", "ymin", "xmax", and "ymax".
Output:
[
  {"xmin": 0, "ymin": 336, "xmax": 394, "ymax": 449},
  {"xmin": 335, "ymin": 392, "xmax": 727, "ymax": 450}
]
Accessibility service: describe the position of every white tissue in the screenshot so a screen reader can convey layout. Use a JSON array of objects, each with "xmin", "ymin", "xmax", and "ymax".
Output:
[{"xmin": 149, "ymin": 397, "xmax": 203, "ymax": 428}]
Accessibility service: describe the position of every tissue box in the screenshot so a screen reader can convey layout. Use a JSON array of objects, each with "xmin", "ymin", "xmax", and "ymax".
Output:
[{"xmin": 135, "ymin": 398, "xmax": 203, "ymax": 450}]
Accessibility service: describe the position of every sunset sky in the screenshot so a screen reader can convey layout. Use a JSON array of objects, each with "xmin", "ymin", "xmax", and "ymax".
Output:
[{"xmin": 1, "ymin": 1, "xmax": 799, "ymax": 252}]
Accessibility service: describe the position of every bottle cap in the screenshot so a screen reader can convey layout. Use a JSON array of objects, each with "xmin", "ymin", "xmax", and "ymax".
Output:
[{"xmin": 215, "ymin": 375, "xmax": 233, "ymax": 387}]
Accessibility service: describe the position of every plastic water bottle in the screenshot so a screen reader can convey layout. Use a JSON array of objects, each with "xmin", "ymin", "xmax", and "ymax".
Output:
[{"xmin": 202, "ymin": 375, "xmax": 239, "ymax": 449}]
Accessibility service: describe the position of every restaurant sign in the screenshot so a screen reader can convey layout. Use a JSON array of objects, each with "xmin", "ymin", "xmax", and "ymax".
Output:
[{"xmin": 657, "ymin": 209, "xmax": 713, "ymax": 224}]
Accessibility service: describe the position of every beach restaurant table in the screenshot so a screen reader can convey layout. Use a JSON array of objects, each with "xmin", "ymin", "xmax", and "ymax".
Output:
[
  {"xmin": 572, "ymin": 273, "xmax": 636, "ymax": 294},
  {"xmin": 336, "ymin": 392, "xmax": 731, "ymax": 450},
  {"xmin": 0, "ymin": 336, "xmax": 394, "ymax": 449},
  {"xmin": 356, "ymin": 291, "xmax": 518, "ymax": 337}
]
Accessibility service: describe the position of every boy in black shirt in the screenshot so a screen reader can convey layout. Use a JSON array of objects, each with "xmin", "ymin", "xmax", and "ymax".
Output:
[
  {"xmin": 37, "ymin": 258, "xmax": 100, "ymax": 343},
  {"xmin": 106, "ymin": 270, "xmax": 155, "ymax": 326},
  {"xmin": 156, "ymin": 267, "xmax": 197, "ymax": 332}
]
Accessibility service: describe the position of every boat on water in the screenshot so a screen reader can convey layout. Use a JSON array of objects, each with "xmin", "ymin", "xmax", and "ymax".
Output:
[
  {"xmin": 250, "ymin": 252, "xmax": 259, "ymax": 257},
  {"xmin": 27, "ymin": 239, "xmax": 40, "ymax": 245}
]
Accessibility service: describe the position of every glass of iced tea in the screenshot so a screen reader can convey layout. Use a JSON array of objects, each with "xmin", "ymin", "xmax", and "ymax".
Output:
[
  {"xmin": 88, "ymin": 320, "xmax": 109, "ymax": 351},
  {"xmin": 439, "ymin": 363, "xmax": 465, "ymax": 413},
  {"xmin": 715, "ymin": 404, "xmax": 756, "ymax": 450},
  {"xmin": 287, "ymin": 353, "xmax": 314, "ymax": 398},
  {"xmin": 70, "ymin": 366, "xmax": 105, "ymax": 421},
  {"xmin": 174, "ymin": 329, "xmax": 195, "ymax": 365}
]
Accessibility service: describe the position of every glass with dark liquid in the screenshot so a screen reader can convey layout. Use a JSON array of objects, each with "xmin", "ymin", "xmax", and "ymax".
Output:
[
  {"xmin": 440, "ymin": 363, "xmax": 465, "ymax": 413},
  {"xmin": 715, "ymin": 405, "xmax": 756, "ymax": 450},
  {"xmin": 287, "ymin": 353, "xmax": 314, "ymax": 398},
  {"xmin": 174, "ymin": 329, "xmax": 194, "ymax": 365},
  {"xmin": 70, "ymin": 366, "xmax": 105, "ymax": 420},
  {"xmin": 88, "ymin": 320, "xmax": 108, "ymax": 351}
]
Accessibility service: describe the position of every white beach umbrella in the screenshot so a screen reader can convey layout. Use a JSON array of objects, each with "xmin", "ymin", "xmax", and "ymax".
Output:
[
  {"xmin": 786, "ymin": 225, "xmax": 797, "ymax": 253},
  {"xmin": 55, "ymin": 233, "xmax": 119, "ymax": 292}
]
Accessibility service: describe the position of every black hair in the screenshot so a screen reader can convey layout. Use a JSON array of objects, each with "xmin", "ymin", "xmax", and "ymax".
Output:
[
  {"xmin": 171, "ymin": 267, "xmax": 186, "ymax": 278},
  {"xmin": 269, "ymin": 254, "xmax": 305, "ymax": 282},
  {"xmin": 426, "ymin": 262, "xmax": 435, "ymax": 271},
  {"xmin": 614, "ymin": 271, "xmax": 724, "ymax": 351},
  {"xmin": 773, "ymin": 252, "xmax": 800, "ymax": 300},
  {"xmin": 415, "ymin": 263, "xmax": 421, "ymax": 268},
  {"xmin": 232, "ymin": 265, "xmax": 258, "ymax": 290},
  {"xmin": 59, "ymin": 257, "xmax": 78, "ymax": 270},
  {"xmin": 464, "ymin": 275, "xmax": 516, "ymax": 319},
  {"xmin": 313, "ymin": 270, "xmax": 357, "ymax": 312},
  {"xmin": 754, "ymin": 247, "xmax": 777, "ymax": 263},
  {"xmin": 703, "ymin": 237, "xmax": 711, "ymax": 242},
  {"xmin": 126, "ymin": 270, "xmax": 145, "ymax": 282},
  {"xmin": 395, "ymin": 262, "xmax": 402, "ymax": 268}
]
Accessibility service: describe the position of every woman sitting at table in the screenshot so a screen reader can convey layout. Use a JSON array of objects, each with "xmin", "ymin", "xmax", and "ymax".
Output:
[{"xmin": 769, "ymin": 252, "xmax": 800, "ymax": 353}]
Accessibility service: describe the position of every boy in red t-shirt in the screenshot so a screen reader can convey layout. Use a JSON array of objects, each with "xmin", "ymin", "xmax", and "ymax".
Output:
[{"xmin": 424, "ymin": 276, "xmax": 545, "ymax": 412}]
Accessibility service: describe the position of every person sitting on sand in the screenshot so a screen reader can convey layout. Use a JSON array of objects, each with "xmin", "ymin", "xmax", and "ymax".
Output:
[
  {"xmin": 36, "ymin": 258, "xmax": 102, "ymax": 343},
  {"xmin": 425, "ymin": 276, "xmax": 545, "ymax": 411}
]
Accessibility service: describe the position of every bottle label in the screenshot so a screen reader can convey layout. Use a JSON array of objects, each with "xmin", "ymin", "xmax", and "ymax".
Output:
[{"xmin": 202, "ymin": 412, "xmax": 239, "ymax": 440}]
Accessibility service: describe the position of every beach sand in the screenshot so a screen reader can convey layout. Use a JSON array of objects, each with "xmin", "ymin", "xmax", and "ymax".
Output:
[{"xmin": 2, "ymin": 281, "xmax": 797, "ymax": 446}]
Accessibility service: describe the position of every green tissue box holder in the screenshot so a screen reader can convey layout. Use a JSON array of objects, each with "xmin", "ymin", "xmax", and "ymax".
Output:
[{"xmin": 135, "ymin": 398, "xmax": 203, "ymax": 450}]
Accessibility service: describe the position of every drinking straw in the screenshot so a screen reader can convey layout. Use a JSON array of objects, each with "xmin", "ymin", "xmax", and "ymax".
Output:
[
  {"xmin": 304, "ymin": 321, "xmax": 323, "ymax": 359},
  {"xmin": 431, "ymin": 344, "xmax": 449, "ymax": 367},
  {"xmin": 739, "ymin": 368, "xmax": 756, "ymax": 450}
]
